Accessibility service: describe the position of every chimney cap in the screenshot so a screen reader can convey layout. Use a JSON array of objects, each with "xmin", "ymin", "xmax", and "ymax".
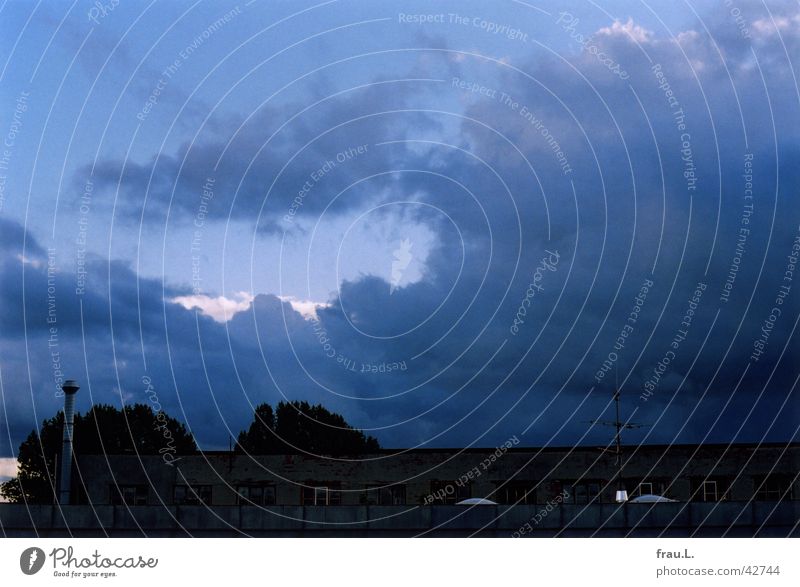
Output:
[{"xmin": 62, "ymin": 380, "xmax": 80, "ymax": 394}]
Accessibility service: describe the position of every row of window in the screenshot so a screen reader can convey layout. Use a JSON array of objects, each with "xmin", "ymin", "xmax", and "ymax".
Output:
[
  {"xmin": 500, "ymin": 478, "xmax": 794, "ymax": 504},
  {"xmin": 108, "ymin": 476, "xmax": 796, "ymax": 506},
  {"xmin": 110, "ymin": 483, "xmax": 404, "ymax": 506}
]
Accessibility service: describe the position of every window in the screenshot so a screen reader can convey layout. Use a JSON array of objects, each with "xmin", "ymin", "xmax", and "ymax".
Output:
[
  {"xmin": 363, "ymin": 484, "xmax": 406, "ymax": 505},
  {"xmin": 301, "ymin": 483, "xmax": 341, "ymax": 505},
  {"xmin": 634, "ymin": 480, "xmax": 667, "ymax": 497},
  {"xmin": 576, "ymin": 482, "xmax": 599, "ymax": 504},
  {"xmin": 498, "ymin": 482, "xmax": 537, "ymax": 505},
  {"xmin": 173, "ymin": 484, "xmax": 212, "ymax": 505},
  {"xmin": 754, "ymin": 476, "xmax": 791, "ymax": 501},
  {"xmin": 542, "ymin": 481, "xmax": 569, "ymax": 503},
  {"xmin": 564, "ymin": 481, "xmax": 602, "ymax": 504},
  {"xmin": 110, "ymin": 484, "xmax": 148, "ymax": 506},
  {"xmin": 429, "ymin": 480, "xmax": 471, "ymax": 504},
  {"xmin": 691, "ymin": 478, "xmax": 730, "ymax": 502},
  {"xmin": 236, "ymin": 484, "xmax": 276, "ymax": 505}
]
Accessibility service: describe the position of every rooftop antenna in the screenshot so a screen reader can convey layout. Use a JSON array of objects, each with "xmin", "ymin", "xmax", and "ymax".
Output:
[{"xmin": 588, "ymin": 370, "xmax": 648, "ymax": 502}]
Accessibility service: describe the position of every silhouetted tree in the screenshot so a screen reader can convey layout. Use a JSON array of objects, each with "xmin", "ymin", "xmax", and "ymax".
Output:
[
  {"xmin": 235, "ymin": 403, "xmax": 279, "ymax": 454},
  {"xmin": 0, "ymin": 403, "xmax": 196, "ymax": 504},
  {"xmin": 237, "ymin": 401, "xmax": 379, "ymax": 455}
]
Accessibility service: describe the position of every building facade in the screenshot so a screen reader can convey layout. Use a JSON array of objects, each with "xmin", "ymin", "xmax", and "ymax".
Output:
[{"xmin": 71, "ymin": 443, "xmax": 798, "ymax": 508}]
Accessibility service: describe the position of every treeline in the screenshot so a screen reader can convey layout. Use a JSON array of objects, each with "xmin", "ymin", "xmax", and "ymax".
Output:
[
  {"xmin": 1, "ymin": 400, "xmax": 378, "ymax": 504},
  {"xmin": 236, "ymin": 401, "xmax": 379, "ymax": 455}
]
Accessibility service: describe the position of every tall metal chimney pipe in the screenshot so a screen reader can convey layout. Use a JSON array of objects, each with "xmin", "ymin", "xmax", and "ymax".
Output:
[{"xmin": 59, "ymin": 379, "xmax": 80, "ymax": 505}]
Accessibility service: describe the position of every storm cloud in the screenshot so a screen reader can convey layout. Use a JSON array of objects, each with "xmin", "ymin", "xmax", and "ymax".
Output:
[{"xmin": 0, "ymin": 0, "xmax": 798, "ymax": 458}]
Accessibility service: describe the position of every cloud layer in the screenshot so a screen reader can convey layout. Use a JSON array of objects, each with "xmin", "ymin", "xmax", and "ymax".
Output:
[{"xmin": 1, "ymin": 1, "xmax": 798, "ymax": 458}]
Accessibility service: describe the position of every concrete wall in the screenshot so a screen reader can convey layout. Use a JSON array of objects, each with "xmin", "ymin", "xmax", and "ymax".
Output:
[{"xmin": 1, "ymin": 502, "xmax": 797, "ymax": 537}]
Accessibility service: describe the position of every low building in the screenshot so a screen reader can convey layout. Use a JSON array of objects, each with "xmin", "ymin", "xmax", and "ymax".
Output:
[
  {"xmin": 72, "ymin": 442, "xmax": 797, "ymax": 507},
  {"xmin": 2, "ymin": 442, "xmax": 796, "ymax": 536}
]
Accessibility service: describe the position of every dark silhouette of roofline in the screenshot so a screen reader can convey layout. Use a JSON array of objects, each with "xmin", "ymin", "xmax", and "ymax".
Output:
[{"xmin": 177, "ymin": 441, "xmax": 800, "ymax": 456}]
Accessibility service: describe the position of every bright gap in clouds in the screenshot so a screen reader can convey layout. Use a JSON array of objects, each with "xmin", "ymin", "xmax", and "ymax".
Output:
[
  {"xmin": 300, "ymin": 207, "xmax": 437, "ymax": 299},
  {"xmin": 276, "ymin": 296, "xmax": 330, "ymax": 320},
  {"xmin": 0, "ymin": 458, "xmax": 18, "ymax": 495},
  {"xmin": 170, "ymin": 291, "xmax": 254, "ymax": 323},
  {"xmin": 167, "ymin": 211, "xmax": 437, "ymax": 323}
]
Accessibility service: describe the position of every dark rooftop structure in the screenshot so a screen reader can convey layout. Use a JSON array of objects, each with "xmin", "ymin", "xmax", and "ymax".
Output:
[{"xmin": 2, "ymin": 442, "xmax": 797, "ymax": 537}]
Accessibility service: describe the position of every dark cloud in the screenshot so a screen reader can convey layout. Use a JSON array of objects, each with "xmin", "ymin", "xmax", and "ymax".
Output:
[
  {"xmin": 0, "ymin": 217, "xmax": 45, "ymax": 257},
  {"xmin": 2, "ymin": 2, "xmax": 799, "ymax": 458},
  {"xmin": 80, "ymin": 68, "xmax": 448, "ymax": 233}
]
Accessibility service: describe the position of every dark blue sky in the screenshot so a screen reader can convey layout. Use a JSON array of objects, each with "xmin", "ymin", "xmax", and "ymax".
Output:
[{"xmin": 0, "ymin": 0, "xmax": 798, "ymax": 470}]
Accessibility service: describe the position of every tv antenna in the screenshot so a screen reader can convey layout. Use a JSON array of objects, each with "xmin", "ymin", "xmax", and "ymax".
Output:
[{"xmin": 587, "ymin": 381, "xmax": 649, "ymax": 500}]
